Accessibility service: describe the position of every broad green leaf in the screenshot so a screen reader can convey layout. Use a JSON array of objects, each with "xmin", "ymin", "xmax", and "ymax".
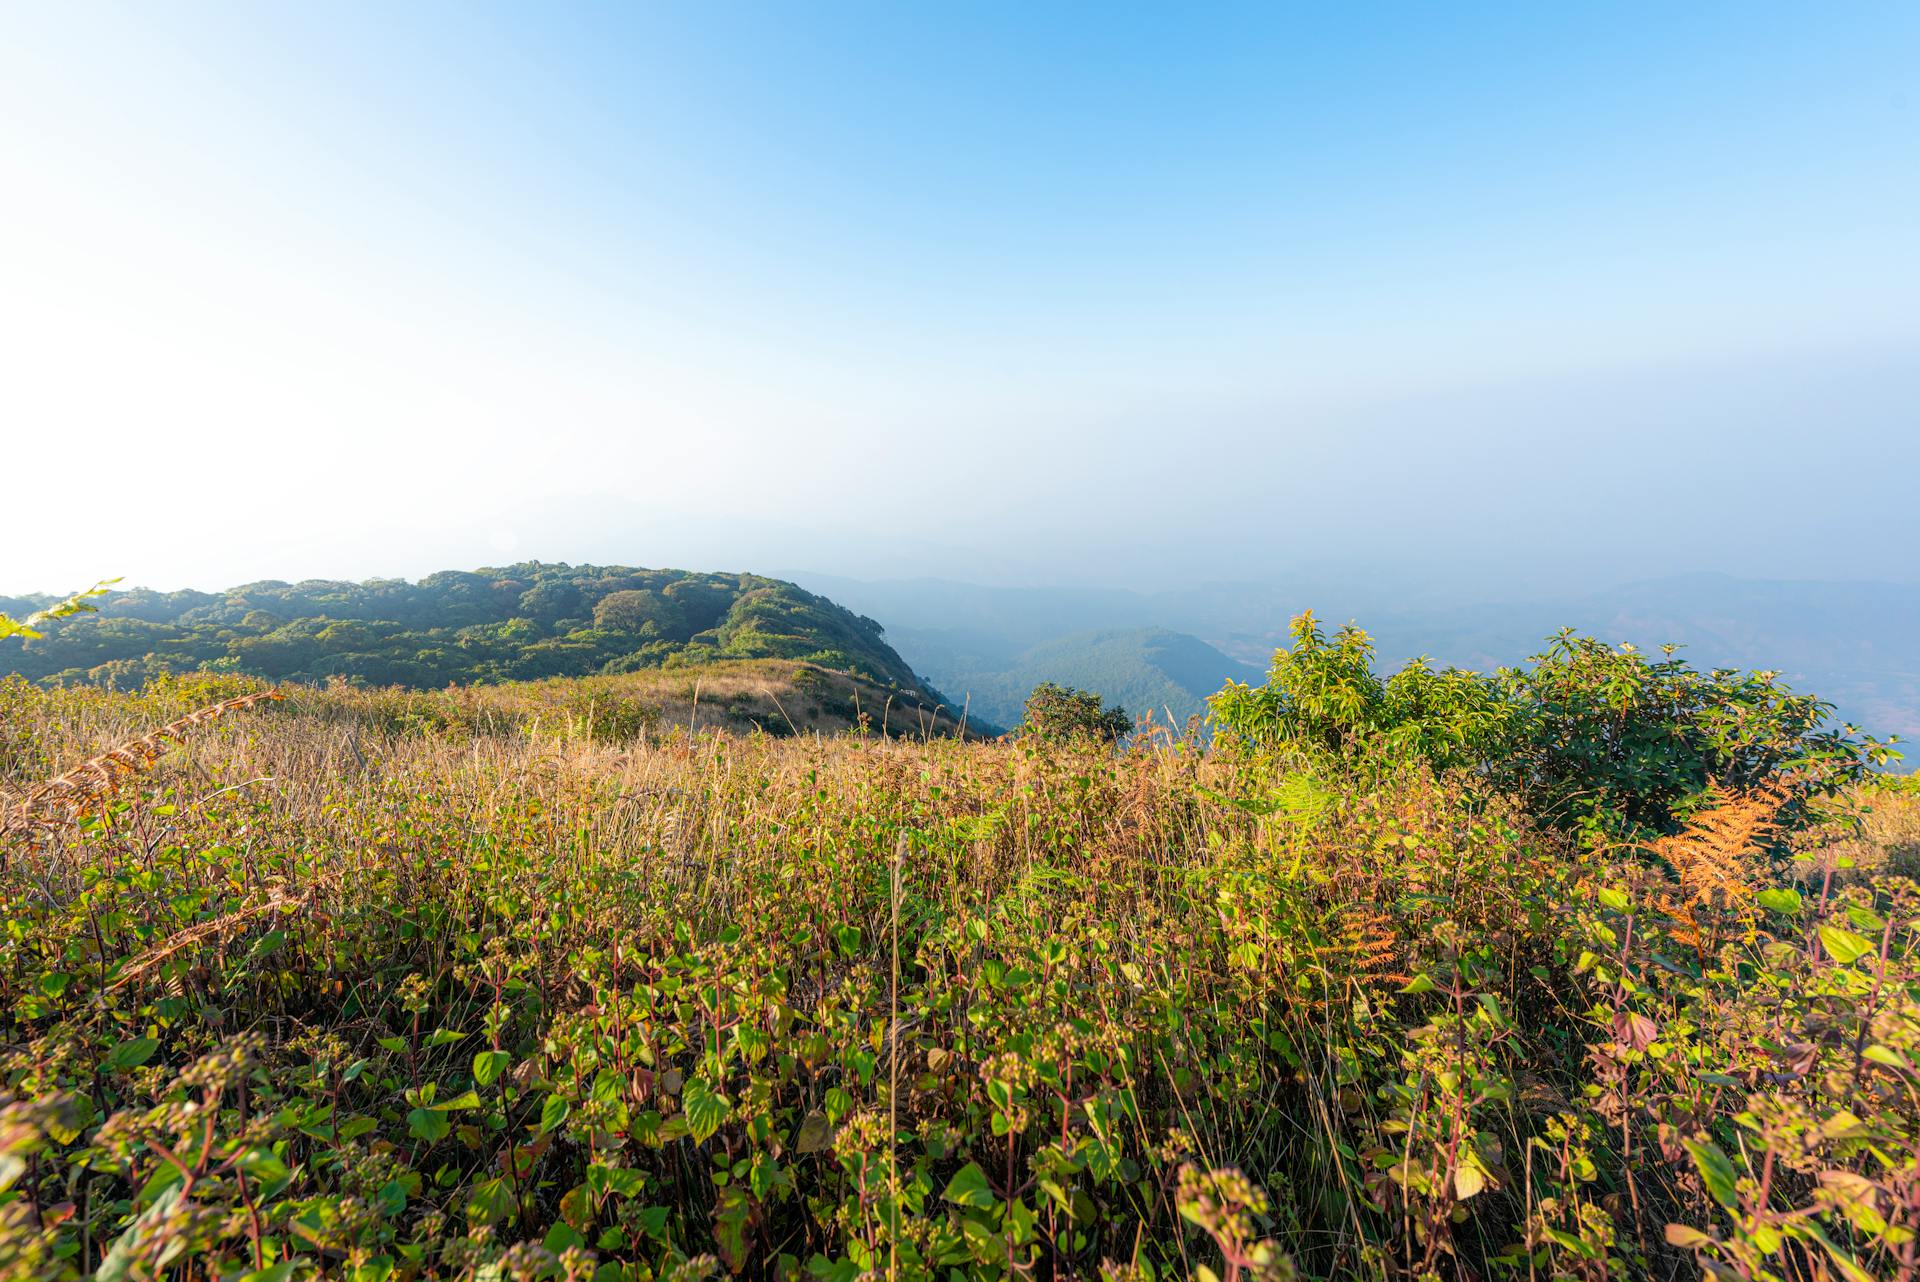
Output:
[
  {"xmin": 1453, "ymin": 1161, "xmax": 1486, "ymax": 1199},
  {"xmin": 1819, "ymin": 926, "xmax": 1875, "ymax": 965},
  {"xmin": 1845, "ymin": 905, "xmax": 1886, "ymax": 933},
  {"xmin": 588, "ymin": 1162, "xmax": 646, "ymax": 1199},
  {"xmin": 543, "ymin": 1222, "xmax": 585, "ymax": 1254},
  {"xmin": 1864, "ymin": 1044, "xmax": 1913, "ymax": 1071},
  {"xmin": 943, "ymin": 1160, "xmax": 996, "ymax": 1209},
  {"xmin": 104, "ymin": 1037, "xmax": 160, "ymax": 1072},
  {"xmin": 1683, "ymin": 1139, "xmax": 1740, "ymax": 1210},
  {"xmin": 682, "ymin": 1080, "xmax": 731, "ymax": 1142},
  {"xmin": 237, "ymin": 1149, "xmax": 291, "ymax": 1184},
  {"xmin": 472, "ymin": 1050, "xmax": 511, "ymax": 1086},
  {"xmin": 351, "ymin": 1257, "xmax": 394, "ymax": 1282},
  {"xmin": 465, "ymin": 1175, "xmax": 516, "ymax": 1225},
  {"xmin": 795, "ymin": 1109, "xmax": 832, "ymax": 1154},
  {"xmin": 406, "ymin": 1108, "xmax": 450, "ymax": 1142},
  {"xmin": 237, "ymin": 1262, "xmax": 298, "ymax": 1282}
]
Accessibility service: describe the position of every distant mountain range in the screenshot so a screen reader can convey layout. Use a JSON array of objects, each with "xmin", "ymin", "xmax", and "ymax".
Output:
[{"xmin": 795, "ymin": 571, "xmax": 1919, "ymax": 751}]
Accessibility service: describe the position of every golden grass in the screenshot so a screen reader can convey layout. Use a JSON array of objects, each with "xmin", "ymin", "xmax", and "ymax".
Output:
[
  {"xmin": 1800, "ymin": 775, "xmax": 1920, "ymax": 882},
  {"xmin": 293, "ymin": 658, "xmax": 979, "ymax": 745},
  {"xmin": 0, "ymin": 687, "xmax": 282, "ymax": 841}
]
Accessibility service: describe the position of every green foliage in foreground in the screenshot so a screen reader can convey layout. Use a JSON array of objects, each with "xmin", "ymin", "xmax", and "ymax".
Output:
[
  {"xmin": 1211, "ymin": 612, "xmax": 1900, "ymax": 845},
  {"xmin": 0, "ymin": 563, "xmax": 942, "ymax": 705},
  {"xmin": 0, "ymin": 675, "xmax": 1915, "ymax": 1280},
  {"xmin": 0, "ymin": 582, "xmax": 117, "ymax": 642}
]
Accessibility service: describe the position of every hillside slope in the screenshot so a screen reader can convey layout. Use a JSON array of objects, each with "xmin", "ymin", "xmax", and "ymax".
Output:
[
  {"xmin": 0, "ymin": 563, "xmax": 952, "ymax": 710},
  {"xmin": 297, "ymin": 659, "xmax": 979, "ymax": 743}
]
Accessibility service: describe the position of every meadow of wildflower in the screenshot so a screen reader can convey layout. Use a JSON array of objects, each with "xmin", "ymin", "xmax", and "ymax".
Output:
[{"xmin": 0, "ymin": 664, "xmax": 1915, "ymax": 1282}]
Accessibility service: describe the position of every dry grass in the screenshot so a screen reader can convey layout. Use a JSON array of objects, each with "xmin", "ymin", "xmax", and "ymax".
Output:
[
  {"xmin": 1800, "ymin": 775, "xmax": 1920, "ymax": 881},
  {"xmin": 293, "ymin": 658, "xmax": 981, "ymax": 744},
  {"xmin": 0, "ymin": 687, "xmax": 282, "ymax": 841}
]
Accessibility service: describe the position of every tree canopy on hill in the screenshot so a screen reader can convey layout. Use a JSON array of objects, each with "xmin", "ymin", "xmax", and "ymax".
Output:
[{"xmin": 0, "ymin": 563, "xmax": 947, "ymax": 700}]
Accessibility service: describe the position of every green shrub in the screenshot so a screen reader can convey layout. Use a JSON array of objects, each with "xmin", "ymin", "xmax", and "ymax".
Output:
[{"xmin": 1212, "ymin": 611, "xmax": 1897, "ymax": 842}]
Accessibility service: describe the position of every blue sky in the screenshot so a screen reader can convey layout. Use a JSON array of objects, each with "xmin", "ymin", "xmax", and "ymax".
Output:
[{"xmin": 3, "ymin": 3, "xmax": 1915, "ymax": 591}]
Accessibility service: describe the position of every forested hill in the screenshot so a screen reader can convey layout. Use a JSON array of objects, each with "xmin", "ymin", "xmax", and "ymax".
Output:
[{"xmin": 0, "ymin": 563, "xmax": 948, "ymax": 701}]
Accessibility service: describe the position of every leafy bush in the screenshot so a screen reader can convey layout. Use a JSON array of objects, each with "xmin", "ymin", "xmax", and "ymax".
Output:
[
  {"xmin": 1212, "ymin": 611, "xmax": 1897, "ymax": 842},
  {"xmin": 1019, "ymin": 681, "xmax": 1131, "ymax": 742}
]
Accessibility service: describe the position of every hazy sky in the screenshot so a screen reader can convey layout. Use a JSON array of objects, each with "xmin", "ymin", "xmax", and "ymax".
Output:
[{"xmin": 3, "ymin": 3, "xmax": 1916, "ymax": 594}]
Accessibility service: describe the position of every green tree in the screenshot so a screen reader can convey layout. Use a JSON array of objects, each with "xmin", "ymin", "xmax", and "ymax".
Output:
[
  {"xmin": 0, "ymin": 562, "xmax": 949, "ymax": 706},
  {"xmin": 591, "ymin": 589, "xmax": 684, "ymax": 636},
  {"xmin": 1206, "ymin": 611, "xmax": 1392, "ymax": 754},
  {"xmin": 1019, "ymin": 681, "xmax": 1131, "ymax": 742}
]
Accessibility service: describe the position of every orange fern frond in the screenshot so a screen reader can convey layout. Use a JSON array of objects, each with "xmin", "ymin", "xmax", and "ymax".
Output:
[
  {"xmin": 1324, "ymin": 906, "xmax": 1407, "ymax": 984},
  {"xmin": 1650, "ymin": 783, "xmax": 1787, "ymax": 955}
]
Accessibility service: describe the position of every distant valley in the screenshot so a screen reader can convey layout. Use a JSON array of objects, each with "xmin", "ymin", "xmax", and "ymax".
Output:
[
  {"xmin": 797, "ymin": 571, "xmax": 1920, "ymax": 749},
  {"xmin": 884, "ymin": 625, "xmax": 1260, "ymax": 732}
]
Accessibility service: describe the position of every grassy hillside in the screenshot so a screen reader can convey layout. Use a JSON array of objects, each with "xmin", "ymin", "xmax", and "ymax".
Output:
[
  {"xmin": 0, "ymin": 655, "xmax": 1912, "ymax": 1279},
  {"xmin": 300, "ymin": 660, "xmax": 977, "ymax": 744},
  {"xmin": 0, "ymin": 563, "xmax": 950, "ymax": 709}
]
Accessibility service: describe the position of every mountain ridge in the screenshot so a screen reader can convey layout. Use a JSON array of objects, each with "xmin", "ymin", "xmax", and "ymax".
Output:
[{"xmin": 0, "ymin": 563, "xmax": 955, "ymax": 716}]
